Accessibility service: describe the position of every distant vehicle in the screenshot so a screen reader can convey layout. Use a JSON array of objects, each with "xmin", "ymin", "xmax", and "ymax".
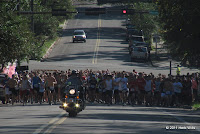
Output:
[
  {"xmin": 129, "ymin": 42, "xmax": 151, "ymax": 54},
  {"xmin": 131, "ymin": 46, "xmax": 149, "ymax": 61},
  {"xmin": 128, "ymin": 35, "xmax": 145, "ymax": 47},
  {"xmin": 126, "ymin": 24, "xmax": 135, "ymax": 29},
  {"xmin": 126, "ymin": 29, "xmax": 139, "ymax": 41},
  {"xmin": 72, "ymin": 30, "xmax": 86, "ymax": 43},
  {"xmin": 134, "ymin": 42, "xmax": 151, "ymax": 50},
  {"xmin": 98, "ymin": 0, "xmax": 123, "ymax": 4},
  {"xmin": 0, "ymin": 74, "xmax": 6, "ymax": 104}
]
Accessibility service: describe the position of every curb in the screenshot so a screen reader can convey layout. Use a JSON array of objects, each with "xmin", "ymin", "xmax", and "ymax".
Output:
[{"xmin": 42, "ymin": 20, "xmax": 68, "ymax": 60}]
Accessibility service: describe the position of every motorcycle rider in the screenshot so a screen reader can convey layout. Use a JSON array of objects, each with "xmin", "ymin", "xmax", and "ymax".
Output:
[{"xmin": 64, "ymin": 70, "xmax": 84, "ymax": 101}]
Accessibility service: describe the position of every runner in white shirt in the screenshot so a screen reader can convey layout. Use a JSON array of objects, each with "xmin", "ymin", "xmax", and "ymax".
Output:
[
  {"xmin": 113, "ymin": 73, "xmax": 121, "ymax": 104},
  {"xmin": 119, "ymin": 73, "xmax": 128, "ymax": 105},
  {"xmin": 39, "ymin": 75, "xmax": 45, "ymax": 104}
]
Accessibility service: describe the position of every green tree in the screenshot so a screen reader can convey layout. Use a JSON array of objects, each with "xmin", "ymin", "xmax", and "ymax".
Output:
[
  {"xmin": 0, "ymin": 2, "xmax": 33, "ymax": 67},
  {"xmin": 0, "ymin": 0, "xmax": 75, "ymax": 63},
  {"xmin": 157, "ymin": 0, "xmax": 200, "ymax": 58},
  {"xmin": 129, "ymin": 2, "xmax": 159, "ymax": 42}
]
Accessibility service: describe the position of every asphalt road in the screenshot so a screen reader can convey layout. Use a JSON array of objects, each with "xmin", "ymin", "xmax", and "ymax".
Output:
[
  {"xmin": 24, "ymin": 1, "xmax": 198, "ymax": 76},
  {"xmin": 0, "ymin": 102, "xmax": 200, "ymax": 134},
  {"xmin": 2, "ymin": 1, "xmax": 198, "ymax": 134}
]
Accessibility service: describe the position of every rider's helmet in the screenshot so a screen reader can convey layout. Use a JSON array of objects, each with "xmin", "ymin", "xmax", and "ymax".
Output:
[{"xmin": 71, "ymin": 70, "xmax": 77, "ymax": 75}]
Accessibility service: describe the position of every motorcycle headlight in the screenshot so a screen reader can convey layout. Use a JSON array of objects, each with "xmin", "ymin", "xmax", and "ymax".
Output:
[
  {"xmin": 63, "ymin": 103, "xmax": 68, "ymax": 107},
  {"xmin": 75, "ymin": 104, "xmax": 80, "ymax": 107},
  {"xmin": 73, "ymin": 36, "xmax": 76, "ymax": 38},
  {"xmin": 69, "ymin": 89, "xmax": 75, "ymax": 95}
]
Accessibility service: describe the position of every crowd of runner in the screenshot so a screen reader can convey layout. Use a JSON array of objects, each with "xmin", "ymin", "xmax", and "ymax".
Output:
[{"xmin": 0, "ymin": 69, "xmax": 200, "ymax": 107}]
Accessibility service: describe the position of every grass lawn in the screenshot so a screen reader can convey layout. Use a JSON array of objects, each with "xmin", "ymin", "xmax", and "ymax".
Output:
[
  {"xmin": 41, "ymin": 37, "xmax": 59, "ymax": 58},
  {"xmin": 192, "ymin": 103, "xmax": 200, "ymax": 110}
]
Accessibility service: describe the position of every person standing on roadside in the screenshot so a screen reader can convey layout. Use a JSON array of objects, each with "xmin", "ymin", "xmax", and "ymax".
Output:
[{"xmin": 176, "ymin": 65, "xmax": 181, "ymax": 76}]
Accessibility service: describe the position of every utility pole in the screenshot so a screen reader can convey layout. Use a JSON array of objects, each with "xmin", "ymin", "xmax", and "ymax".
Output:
[
  {"xmin": 17, "ymin": 0, "xmax": 20, "ymax": 10},
  {"xmin": 30, "ymin": 0, "xmax": 34, "ymax": 32}
]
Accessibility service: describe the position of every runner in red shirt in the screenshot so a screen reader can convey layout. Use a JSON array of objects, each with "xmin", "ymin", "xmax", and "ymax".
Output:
[
  {"xmin": 136, "ymin": 73, "xmax": 146, "ymax": 105},
  {"xmin": 128, "ymin": 73, "xmax": 138, "ymax": 106}
]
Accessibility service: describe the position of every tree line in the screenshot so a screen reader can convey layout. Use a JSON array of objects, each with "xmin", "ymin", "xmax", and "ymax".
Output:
[
  {"xmin": 1, "ymin": 0, "xmax": 199, "ymax": 69},
  {"xmin": 157, "ymin": 0, "xmax": 200, "ymax": 65},
  {"xmin": 0, "ymin": 0, "xmax": 75, "ymax": 69},
  {"xmin": 122, "ymin": 0, "xmax": 200, "ymax": 65}
]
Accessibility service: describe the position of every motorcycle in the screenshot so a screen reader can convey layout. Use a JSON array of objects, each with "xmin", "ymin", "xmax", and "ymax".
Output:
[{"xmin": 59, "ymin": 85, "xmax": 85, "ymax": 117}]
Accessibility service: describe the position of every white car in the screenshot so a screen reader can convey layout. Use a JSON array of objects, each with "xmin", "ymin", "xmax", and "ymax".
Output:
[
  {"xmin": 72, "ymin": 30, "xmax": 86, "ymax": 43},
  {"xmin": 128, "ymin": 35, "xmax": 144, "ymax": 47},
  {"xmin": 131, "ymin": 46, "xmax": 149, "ymax": 61}
]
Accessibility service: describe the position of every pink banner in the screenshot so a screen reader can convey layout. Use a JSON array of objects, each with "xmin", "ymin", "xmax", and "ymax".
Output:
[{"xmin": 3, "ymin": 64, "xmax": 16, "ymax": 78}]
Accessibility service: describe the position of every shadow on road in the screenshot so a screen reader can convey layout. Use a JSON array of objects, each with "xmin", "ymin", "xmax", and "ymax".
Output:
[
  {"xmin": 79, "ymin": 105, "xmax": 200, "ymax": 124},
  {"xmin": 61, "ymin": 27, "xmax": 126, "ymax": 40}
]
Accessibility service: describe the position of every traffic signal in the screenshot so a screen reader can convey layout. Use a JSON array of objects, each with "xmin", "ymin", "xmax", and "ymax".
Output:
[
  {"xmin": 122, "ymin": 10, "xmax": 127, "ymax": 14},
  {"xmin": 85, "ymin": 8, "xmax": 106, "ymax": 16},
  {"xmin": 52, "ymin": 9, "xmax": 66, "ymax": 16},
  {"xmin": 16, "ymin": 66, "xmax": 29, "ymax": 72},
  {"xmin": 122, "ymin": 9, "xmax": 135, "ymax": 15}
]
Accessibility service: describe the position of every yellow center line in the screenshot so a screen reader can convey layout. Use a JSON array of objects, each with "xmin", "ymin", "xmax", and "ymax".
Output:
[
  {"xmin": 32, "ymin": 111, "xmax": 65, "ymax": 134},
  {"xmin": 44, "ymin": 116, "xmax": 67, "ymax": 134},
  {"xmin": 95, "ymin": 15, "xmax": 101, "ymax": 64},
  {"xmin": 92, "ymin": 14, "xmax": 101, "ymax": 64}
]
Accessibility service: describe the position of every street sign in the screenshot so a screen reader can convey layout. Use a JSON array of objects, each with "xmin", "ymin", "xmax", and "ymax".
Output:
[
  {"xmin": 52, "ymin": 9, "xmax": 66, "ymax": 16},
  {"xmin": 149, "ymin": 11, "xmax": 159, "ymax": 15},
  {"xmin": 85, "ymin": 8, "xmax": 106, "ymax": 16}
]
